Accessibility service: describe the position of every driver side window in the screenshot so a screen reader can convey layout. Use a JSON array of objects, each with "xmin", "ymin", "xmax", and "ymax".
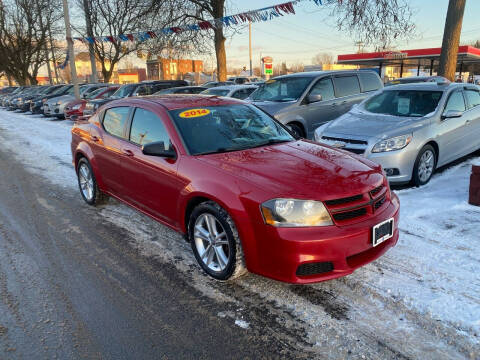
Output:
[
  {"xmin": 445, "ymin": 91, "xmax": 466, "ymax": 112},
  {"xmin": 309, "ymin": 77, "xmax": 335, "ymax": 101}
]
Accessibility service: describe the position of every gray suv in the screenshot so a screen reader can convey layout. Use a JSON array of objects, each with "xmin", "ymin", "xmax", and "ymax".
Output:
[
  {"xmin": 249, "ymin": 70, "xmax": 383, "ymax": 138},
  {"xmin": 315, "ymin": 82, "xmax": 480, "ymax": 186}
]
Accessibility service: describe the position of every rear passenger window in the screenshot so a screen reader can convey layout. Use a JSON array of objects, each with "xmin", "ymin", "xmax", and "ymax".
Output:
[
  {"xmin": 333, "ymin": 76, "xmax": 361, "ymax": 97},
  {"xmin": 445, "ymin": 91, "xmax": 466, "ymax": 112},
  {"xmin": 130, "ymin": 108, "xmax": 171, "ymax": 148},
  {"xmin": 103, "ymin": 107, "xmax": 130, "ymax": 138},
  {"xmin": 359, "ymin": 72, "xmax": 382, "ymax": 92},
  {"xmin": 464, "ymin": 90, "xmax": 480, "ymax": 109}
]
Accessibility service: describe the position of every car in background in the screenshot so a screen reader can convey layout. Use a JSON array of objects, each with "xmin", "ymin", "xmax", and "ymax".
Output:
[
  {"xmin": 71, "ymin": 95, "xmax": 399, "ymax": 283},
  {"xmin": 83, "ymin": 81, "xmax": 188, "ymax": 118},
  {"xmin": 202, "ymin": 81, "xmax": 235, "ymax": 88},
  {"xmin": 249, "ymin": 70, "xmax": 383, "ymax": 139},
  {"xmin": 155, "ymin": 86, "xmax": 207, "ymax": 95},
  {"xmin": 201, "ymin": 85, "xmax": 258, "ymax": 100},
  {"xmin": 314, "ymin": 82, "xmax": 480, "ymax": 186},
  {"xmin": 386, "ymin": 76, "xmax": 449, "ymax": 86},
  {"xmin": 1, "ymin": 86, "xmax": 28, "ymax": 108},
  {"xmin": 50, "ymin": 84, "xmax": 108, "ymax": 119},
  {"xmin": 65, "ymin": 86, "xmax": 119, "ymax": 121},
  {"xmin": 0, "ymin": 86, "xmax": 18, "ymax": 96},
  {"xmin": 227, "ymin": 76, "xmax": 260, "ymax": 84},
  {"xmin": 30, "ymin": 84, "xmax": 70, "ymax": 114},
  {"xmin": 7, "ymin": 86, "xmax": 39, "ymax": 111}
]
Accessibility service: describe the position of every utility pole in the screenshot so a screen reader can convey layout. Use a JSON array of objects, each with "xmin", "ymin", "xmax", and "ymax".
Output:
[
  {"xmin": 249, "ymin": 21, "xmax": 253, "ymax": 76},
  {"xmin": 36, "ymin": 1, "xmax": 53, "ymax": 85},
  {"xmin": 82, "ymin": 0, "xmax": 98, "ymax": 83},
  {"xmin": 438, "ymin": 0, "xmax": 466, "ymax": 81},
  {"xmin": 62, "ymin": 0, "xmax": 80, "ymax": 99},
  {"xmin": 48, "ymin": 27, "xmax": 60, "ymax": 84}
]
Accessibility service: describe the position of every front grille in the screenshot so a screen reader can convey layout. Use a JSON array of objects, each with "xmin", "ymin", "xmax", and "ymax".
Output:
[
  {"xmin": 374, "ymin": 196, "xmax": 386, "ymax": 211},
  {"xmin": 344, "ymin": 148, "xmax": 365, "ymax": 155},
  {"xmin": 332, "ymin": 207, "xmax": 367, "ymax": 221},
  {"xmin": 325, "ymin": 194, "xmax": 363, "ymax": 206},
  {"xmin": 296, "ymin": 262, "xmax": 334, "ymax": 276},
  {"xmin": 370, "ymin": 185, "xmax": 384, "ymax": 197},
  {"xmin": 322, "ymin": 136, "xmax": 368, "ymax": 145}
]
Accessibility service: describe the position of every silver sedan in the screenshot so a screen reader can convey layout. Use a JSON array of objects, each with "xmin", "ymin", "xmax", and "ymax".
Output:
[{"xmin": 314, "ymin": 82, "xmax": 480, "ymax": 186}]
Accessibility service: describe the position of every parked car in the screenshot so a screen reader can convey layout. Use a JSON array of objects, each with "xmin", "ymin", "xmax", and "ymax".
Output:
[
  {"xmin": 49, "ymin": 84, "xmax": 108, "ymax": 119},
  {"xmin": 18, "ymin": 85, "xmax": 57, "ymax": 112},
  {"xmin": 227, "ymin": 76, "xmax": 260, "ymax": 84},
  {"xmin": 65, "ymin": 86, "xmax": 119, "ymax": 121},
  {"xmin": 7, "ymin": 86, "xmax": 39, "ymax": 111},
  {"xmin": 155, "ymin": 86, "xmax": 207, "ymax": 95},
  {"xmin": 315, "ymin": 82, "xmax": 480, "ymax": 186},
  {"xmin": 201, "ymin": 85, "xmax": 258, "ymax": 100},
  {"xmin": 71, "ymin": 95, "xmax": 399, "ymax": 283},
  {"xmin": 30, "ymin": 85, "xmax": 71, "ymax": 114},
  {"xmin": 1, "ymin": 86, "xmax": 28, "ymax": 108},
  {"xmin": 386, "ymin": 76, "xmax": 449, "ymax": 86},
  {"xmin": 83, "ymin": 81, "xmax": 188, "ymax": 118},
  {"xmin": 202, "ymin": 81, "xmax": 235, "ymax": 88},
  {"xmin": 249, "ymin": 70, "xmax": 383, "ymax": 139}
]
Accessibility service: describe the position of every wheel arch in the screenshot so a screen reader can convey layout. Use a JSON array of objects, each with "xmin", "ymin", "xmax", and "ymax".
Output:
[{"xmin": 423, "ymin": 140, "xmax": 439, "ymax": 165}]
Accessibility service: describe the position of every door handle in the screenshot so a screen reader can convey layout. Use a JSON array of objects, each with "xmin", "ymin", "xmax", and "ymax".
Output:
[
  {"xmin": 91, "ymin": 135, "xmax": 100, "ymax": 142},
  {"xmin": 122, "ymin": 149, "xmax": 134, "ymax": 157}
]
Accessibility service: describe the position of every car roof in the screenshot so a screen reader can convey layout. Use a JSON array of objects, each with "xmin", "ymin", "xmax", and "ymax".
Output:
[
  {"xmin": 382, "ymin": 82, "xmax": 472, "ymax": 91},
  {"xmin": 274, "ymin": 70, "xmax": 378, "ymax": 79},
  {"xmin": 111, "ymin": 94, "xmax": 245, "ymax": 110},
  {"xmin": 206, "ymin": 84, "xmax": 258, "ymax": 90}
]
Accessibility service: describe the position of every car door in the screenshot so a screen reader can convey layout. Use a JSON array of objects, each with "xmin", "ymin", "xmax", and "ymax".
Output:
[
  {"xmin": 436, "ymin": 90, "xmax": 470, "ymax": 164},
  {"xmin": 89, "ymin": 106, "xmax": 132, "ymax": 194},
  {"xmin": 332, "ymin": 74, "xmax": 365, "ymax": 115},
  {"xmin": 119, "ymin": 106, "xmax": 183, "ymax": 225},
  {"xmin": 302, "ymin": 76, "xmax": 338, "ymax": 133},
  {"xmin": 462, "ymin": 88, "xmax": 480, "ymax": 153}
]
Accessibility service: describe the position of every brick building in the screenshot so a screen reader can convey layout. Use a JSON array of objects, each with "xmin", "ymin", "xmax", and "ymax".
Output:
[{"xmin": 146, "ymin": 58, "xmax": 204, "ymax": 80}]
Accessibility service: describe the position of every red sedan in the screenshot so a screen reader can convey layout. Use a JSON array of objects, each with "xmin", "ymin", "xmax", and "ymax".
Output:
[
  {"xmin": 71, "ymin": 96, "xmax": 399, "ymax": 283},
  {"xmin": 65, "ymin": 86, "xmax": 119, "ymax": 121}
]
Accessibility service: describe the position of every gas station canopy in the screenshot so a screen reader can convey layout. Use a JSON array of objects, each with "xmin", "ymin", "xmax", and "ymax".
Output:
[{"xmin": 337, "ymin": 46, "xmax": 480, "ymax": 77}]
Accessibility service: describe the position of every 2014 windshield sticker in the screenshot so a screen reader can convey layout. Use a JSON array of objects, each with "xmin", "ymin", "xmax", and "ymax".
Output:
[{"xmin": 179, "ymin": 109, "xmax": 211, "ymax": 118}]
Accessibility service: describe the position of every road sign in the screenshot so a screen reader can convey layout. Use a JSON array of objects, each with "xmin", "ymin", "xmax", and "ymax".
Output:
[{"xmin": 264, "ymin": 63, "xmax": 273, "ymax": 75}]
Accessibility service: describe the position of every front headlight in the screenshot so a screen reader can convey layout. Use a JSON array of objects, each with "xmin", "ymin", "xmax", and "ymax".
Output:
[
  {"xmin": 314, "ymin": 123, "xmax": 330, "ymax": 142},
  {"xmin": 261, "ymin": 199, "xmax": 333, "ymax": 227},
  {"xmin": 372, "ymin": 134, "xmax": 412, "ymax": 153},
  {"xmin": 72, "ymin": 104, "xmax": 81, "ymax": 110}
]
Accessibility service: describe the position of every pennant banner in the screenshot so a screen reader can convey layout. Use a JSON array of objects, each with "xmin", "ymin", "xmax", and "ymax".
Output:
[{"xmin": 70, "ymin": 0, "xmax": 335, "ymax": 44}]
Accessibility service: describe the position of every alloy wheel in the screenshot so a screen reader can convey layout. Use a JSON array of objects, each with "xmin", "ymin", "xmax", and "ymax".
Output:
[
  {"xmin": 78, "ymin": 163, "xmax": 94, "ymax": 201},
  {"xmin": 418, "ymin": 149, "xmax": 434, "ymax": 183},
  {"xmin": 194, "ymin": 213, "xmax": 231, "ymax": 272}
]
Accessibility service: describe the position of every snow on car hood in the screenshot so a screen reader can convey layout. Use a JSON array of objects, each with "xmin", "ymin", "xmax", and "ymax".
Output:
[{"xmin": 197, "ymin": 140, "xmax": 383, "ymax": 201}]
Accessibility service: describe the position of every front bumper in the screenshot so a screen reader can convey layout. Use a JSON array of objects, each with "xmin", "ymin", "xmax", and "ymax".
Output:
[
  {"xmin": 367, "ymin": 148, "xmax": 418, "ymax": 184},
  {"xmin": 247, "ymin": 193, "xmax": 400, "ymax": 284}
]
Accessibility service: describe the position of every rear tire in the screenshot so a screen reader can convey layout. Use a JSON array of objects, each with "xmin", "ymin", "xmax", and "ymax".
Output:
[
  {"xmin": 76, "ymin": 158, "xmax": 108, "ymax": 206},
  {"xmin": 188, "ymin": 201, "xmax": 247, "ymax": 281},
  {"xmin": 412, "ymin": 144, "xmax": 436, "ymax": 186}
]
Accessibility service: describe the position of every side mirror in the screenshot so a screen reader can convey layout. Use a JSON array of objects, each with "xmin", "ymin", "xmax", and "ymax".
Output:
[
  {"xmin": 441, "ymin": 109, "xmax": 463, "ymax": 119},
  {"xmin": 307, "ymin": 94, "xmax": 322, "ymax": 104},
  {"xmin": 142, "ymin": 141, "xmax": 176, "ymax": 159}
]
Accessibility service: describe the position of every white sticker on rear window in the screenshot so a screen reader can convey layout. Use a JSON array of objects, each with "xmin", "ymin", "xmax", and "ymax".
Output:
[{"xmin": 397, "ymin": 97, "xmax": 410, "ymax": 115}]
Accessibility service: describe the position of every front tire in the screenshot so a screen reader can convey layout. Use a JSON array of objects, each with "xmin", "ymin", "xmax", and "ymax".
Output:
[
  {"xmin": 288, "ymin": 123, "xmax": 305, "ymax": 138},
  {"xmin": 76, "ymin": 158, "xmax": 108, "ymax": 206},
  {"xmin": 188, "ymin": 201, "xmax": 246, "ymax": 281},
  {"xmin": 412, "ymin": 144, "xmax": 436, "ymax": 186}
]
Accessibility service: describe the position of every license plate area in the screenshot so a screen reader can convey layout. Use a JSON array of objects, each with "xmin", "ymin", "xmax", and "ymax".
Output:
[{"xmin": 372, "ymin": 218, "xmax": 394, "ymax": 247}]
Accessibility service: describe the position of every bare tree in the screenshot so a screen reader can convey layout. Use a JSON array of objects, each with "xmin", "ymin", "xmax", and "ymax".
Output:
[
  {"xmin": 312, "ymin": 53, "xmax": 334, "ymax": 66},
  {"xmin": 438, "ymin": 0, "xmax": 466, "ymax": 81},
  {"xmin": 333, "ymin": 0, "xmax": 415, "ymax": 50},
  {"xmin": 0, "ymin": 0, "xmax": 62, "ymax": 85}
]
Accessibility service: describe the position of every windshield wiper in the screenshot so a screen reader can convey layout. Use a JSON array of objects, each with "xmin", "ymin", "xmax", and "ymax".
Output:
[{"xmin": 196, "ymin": 139, "xmax": 292, "ymax": 156}]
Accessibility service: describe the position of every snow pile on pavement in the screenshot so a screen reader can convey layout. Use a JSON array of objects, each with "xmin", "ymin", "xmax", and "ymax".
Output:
[{"xmin": 0, "ymin": 110, "xmax": 478, "ymax": 354}]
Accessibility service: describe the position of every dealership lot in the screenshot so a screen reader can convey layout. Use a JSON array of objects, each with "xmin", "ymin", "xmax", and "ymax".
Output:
[{"xmin": 0, "ymin": 109, "xmax": 478, "ymax": 358}]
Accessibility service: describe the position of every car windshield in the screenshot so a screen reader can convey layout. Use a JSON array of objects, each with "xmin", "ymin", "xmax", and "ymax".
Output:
[
  {"xmin": 363, "ymin": 90, "xmax": 443, "ymax": 117},
  {"xmin": 249, "ymin": 77, "xmax": 312, "ymax": 102},
  {"xmin": 202, "ymin": 88, "xmax": 230, "ymax": 97},
  {"xmin": 111, "ymin": 84, "xmax": 135, "ymax": 98},
  {"xmin": 51, "ymin": 86, "xmax": 69, "ymax": 95},
  {"xmin": 170, "ymin": 104, "xmax": 294, "ymax": 155},
  {"xmin": 86, "ymin": 87, "xmax": 106, "ymax": 99}
]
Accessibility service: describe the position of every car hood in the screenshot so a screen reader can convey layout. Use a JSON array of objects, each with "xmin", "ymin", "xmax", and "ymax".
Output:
[
  {"xmin": 250, "ymin": 101, "xmax": 295, "ymax": 116},
  {"xmin": 323, "ymin": 109, "xmax": 428, "ymax": 138},
  {"xmin": 197, "ymin": 140, "xmax": 383, "ymax": 201},
  {"xmin": 46, "ymin": 95, "xmax": 72, "ymax": 105}
]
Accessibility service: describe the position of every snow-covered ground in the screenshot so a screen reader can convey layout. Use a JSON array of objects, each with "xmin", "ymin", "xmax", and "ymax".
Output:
[{"xmin": 0, "ymin": 109, "xmax": 478, "ymax": 358}]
